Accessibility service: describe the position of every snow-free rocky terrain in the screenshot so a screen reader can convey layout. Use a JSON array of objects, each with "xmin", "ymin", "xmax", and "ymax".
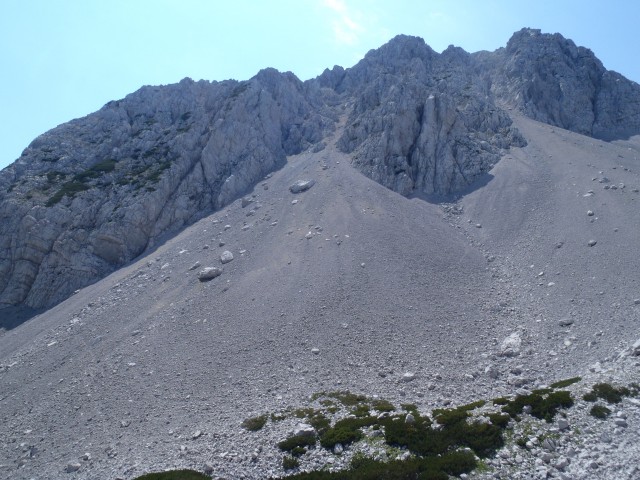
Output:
[{"xmin": 1, "ymin": 28, "xmax": 640, "ymax": 479}]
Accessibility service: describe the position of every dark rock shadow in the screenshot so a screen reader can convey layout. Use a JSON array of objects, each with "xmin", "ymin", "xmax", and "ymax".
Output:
[
  {"xmin": 0, "ymin": 305, "xmax": 44, "ymax": 333},
  {"xmin": 408, "ymin": 172, "xmax": 495, "ymax": 204}
]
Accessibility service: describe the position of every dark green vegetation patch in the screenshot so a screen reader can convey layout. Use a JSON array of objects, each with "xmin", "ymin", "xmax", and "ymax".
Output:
[
  {"xmin": 278, "ymin": 434, "xmax": 317, "ymax": 453},
  {"xmin": 583, "ymin": 383, "xmax": 636, "ymax": 404},
  {"xmin": 45, "ymin": 180, "xmax": 90, "ymax": 206},
  {"xmin": 133, "ymin": 470, "xmax": 209, "ymax": 480},
  {"xmin": 549, "ymin": 377, "xmax": 582, "ymax": 389},
  {"xmin": 501, "ymin": 390, "xmax": 573, "ymax": 422},
  {"xmin": 589, "ymin": 404, "xmax": 612, "ymax": 419},
  {"xmin": 277, "ymin": 450, "xmax": 477, "ymax": 479},
  {"xmin": 283, "ymin": 456, "xmax": 301, "ymax": 470},
  {"xmin": 241, "ymin": 414, "xmax": 268, "ymax": 431}
]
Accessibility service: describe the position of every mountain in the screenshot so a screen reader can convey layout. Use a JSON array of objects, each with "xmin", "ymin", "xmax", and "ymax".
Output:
[
  {"xmin": 1, "ymin": 29, "xmax": 640, "ymax": 479},
  {"xmin": 2, "ymin": 29, "xmax": 640, "ymax": 316}
]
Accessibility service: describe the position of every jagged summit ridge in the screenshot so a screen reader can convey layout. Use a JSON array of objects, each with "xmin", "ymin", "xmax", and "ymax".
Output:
[
  {"xmin": 1, "ymin": 28, "xmax": 640, "ymax": 313},
  {"xmin": 479, "ymin": 27, "xmax": 640, "ymax": 139}
]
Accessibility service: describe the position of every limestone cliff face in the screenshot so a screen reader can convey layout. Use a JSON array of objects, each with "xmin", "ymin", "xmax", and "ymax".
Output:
[
  {"xmin": 477, "ymin": 28, "xmax": 640, "ymax": 140},
  {"xmin": 0, "ymin": 71, "xmax": 333, "ymax": 309},
  {"xmin": 2, "ymin": 29, "xmax": 639, "ymax": 311},
  {"xmin": 317, "ymin": 36, "xmax": 525, "ymax": 196}
]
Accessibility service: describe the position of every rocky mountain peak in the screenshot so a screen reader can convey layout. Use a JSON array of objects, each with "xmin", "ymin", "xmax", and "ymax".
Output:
[
  {"xmin": 486, "ymin": 28, "xmax": 640, "ymax": 139},
  {"xmin": 2, "ymin": 28, "xmax": 640, "ymax": 315}
]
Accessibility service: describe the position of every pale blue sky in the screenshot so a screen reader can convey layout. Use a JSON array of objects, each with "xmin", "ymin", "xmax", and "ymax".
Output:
[{"xmin": 1, "ymin": 0, "xmax": 638, "ymax": 171}]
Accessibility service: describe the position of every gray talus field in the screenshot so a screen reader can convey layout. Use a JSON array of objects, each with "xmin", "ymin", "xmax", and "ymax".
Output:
[{"xmin": 1, "ymin": 115, "xmax": 639, "ymax": 479}]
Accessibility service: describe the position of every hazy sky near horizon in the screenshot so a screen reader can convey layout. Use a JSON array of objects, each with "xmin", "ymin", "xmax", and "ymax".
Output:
[{"xmin": 1, "ymin": 0, "xmax": 639, "ymax": 171}]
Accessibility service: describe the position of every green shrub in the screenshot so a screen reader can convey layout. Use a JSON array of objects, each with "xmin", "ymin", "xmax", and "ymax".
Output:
[
  {"xmin": 550, "ymin": 377, "xmax": 582, "ymax": 389},
  {"xmin": 319, "ymin": 417, "xmax": 376, "ymax": 449},
  {"xmin": 308, "ymin": 411, "xmax": 330, "ymax": 432},
  {"xmin": 584, "ymin": 383, "xmax": 630, "ymax": 404},
  {"xmin": 277, "ymin": 450, "xmax": 477, "ymax": 479},
  {"xmin": 283, "ymin": 456, "xmax": 300, "ymax": 470},
  {"xmin": 241, "ymin": 414, "xmax": 268, "ymax": 431},
  {"xmin": 486, "ymin": 413, "xmax": 511, "ymax": 428},
  {"xmin": 370, "ymin": 399, "xmax": 395, "ymax": 412},
  {"xmin": 590, "ymin": 404, "xmax": 611, "ymax": 419},
  {"xmin": 351, "ymin": 404, "xmax": 370, "ymax": 418},
  {"xmin": 278, "ymin": 434, "xmax": 316, "ymax": 452},
  {"xmin": 502, "ymin": 390, "xmax": 573, "ymax": 422}
]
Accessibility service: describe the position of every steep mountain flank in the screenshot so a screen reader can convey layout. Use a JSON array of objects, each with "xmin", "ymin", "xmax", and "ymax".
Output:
[
  {"xmin": 0, "ymin": 71, "xmax": 333, "ymax": 310},
  {"xmin": 1, "ymin": 28, "xmax": 640, "ymax": 314}
]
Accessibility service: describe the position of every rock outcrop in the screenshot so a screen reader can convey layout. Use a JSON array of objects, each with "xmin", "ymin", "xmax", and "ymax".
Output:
[
  {"xmin": 0, "ymin": 71, "xmax": 333, "ymax": 309},
  {"xmin": 476, "ymin": 28, "xmax": 640, "ymax": 140},
  {"xmin": 317, "ymin": 36, "xmax": 525, "ymax": 196},
  {"xmin": 1, "ymin": 28, "xmax": 640, "ymax": 311}
]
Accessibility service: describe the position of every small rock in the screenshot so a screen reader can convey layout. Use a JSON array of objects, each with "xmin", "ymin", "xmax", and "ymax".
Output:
[
  {"xmin": 587, "ymin": 210, "xmax": 594, "ymax": 216},
  {"xmin": 334, "ymin": 443, "xmax": 344, "ymax": 454},
  {"xmin": 65, "ymin": 463, "xmax": 81, "ymax": 473},
  {"xmin": 405, "ymin": 413, "xmax": 416, "ymax": 424},
  {"xmin": 192, "ymin": 430, "xmax": 203, "ymax": 439},
  {"xmin": 614, "ymin": 418, "xmax": 628, "ymax": 428},
  {"xmin": 241, "ymin": 197, "xmax": 253, "ymax": 208},
  {"xmin": 555, "ymin": 457, "xmax": 569, "ymax": 471},
  {"xmin": 293, "ymin": 423, "xmax": 316, "ymax": 437},
  {"xmin": 558, "ymin": 318, "xmax": 574, "ymax": 327},
  {"xmin": 542, "ymin": 438, "xmax": 557, "ymax": 452},
  {"xmin": 305, "ymin": 232, "xmax": 313, "ymax": 239},
  {"xmin": 220, "ymin": 251, "xmax": 234, "ymax": 264},
  {"xmin": 558, "ymin": 419, "xmax": 570, "ymax": 431},
  {"xmin": 485, "ymin": 365, "xmax": 500, "ymax": 379},
  {"xmin": 188, "ymin": 261, "xmax": 201, "ymax": 271},
  {"xmin": 290, "ymin": 180, "xmax": 316, "ymax": 193},
  {"xmin": 198, "ymin": 267, "xmax": 223, "ymax": 281},
  {"xmin": 499, "ymin": 332, "xmax": 522, "ymax": 357},
  {"xmin": 587, "ymin": 239, "xmax": 597, "ymax": 247},
  {"xmin": 401, "ymin": 372, "xmax": 416, "ymax": 382},
  {"xmin": 311, "ymin": 348, "xmax": 320, "ymax": 355},
  {"xmin": 204, "ymin": 463, "xmax": 214, "ymax": 474},
  {"xmin": 224, "ymin": 225, "xmax": 231, "ymax": 230}
]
